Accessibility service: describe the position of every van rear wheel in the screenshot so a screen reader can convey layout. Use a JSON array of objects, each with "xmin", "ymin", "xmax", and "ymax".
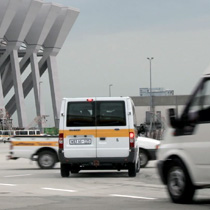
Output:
[
  {"xmin": 128, "ymin": 162, "xmax": 136, "ymax": 177},
  {"xmin": 136, "ymin": 155, "xmax": 141, "ymax": 173},
  {"xmin": 61, "ymin": 164, "xmax": 70, "ymax": 177},
  {"xmin": 167, "ymin": 159, "xmax": 195, "ymax": 203}
]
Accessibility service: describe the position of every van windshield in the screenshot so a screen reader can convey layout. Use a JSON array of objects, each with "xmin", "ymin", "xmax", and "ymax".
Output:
[{"xmin": 185, "ymin": 78, "xmax": 210, "ymax": 123}]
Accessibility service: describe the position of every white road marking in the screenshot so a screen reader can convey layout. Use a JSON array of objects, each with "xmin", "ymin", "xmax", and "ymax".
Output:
[
  {"xmin": 42, "ymin": 187, "xmax": 76, "ymax": 193},
  {"xmin": 0, "ymin": 183, "xmax": 17, "ymax": 186},
  {"xmin": 110, "ymin": 194, "xmax": 156, "ymax": 200},
  {"xmin": 4, "ymin": 174, "xmax": 32, "ymax": 178}
]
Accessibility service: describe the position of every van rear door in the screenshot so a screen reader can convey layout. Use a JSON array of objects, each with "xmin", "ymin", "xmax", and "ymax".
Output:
[
  {"xmin": 63, "ymin": 98, "xmax": 97, "ymax": 158},
  {"xmin": 96, "ymin": 97, "xmax": 129, "ymax": 158}
]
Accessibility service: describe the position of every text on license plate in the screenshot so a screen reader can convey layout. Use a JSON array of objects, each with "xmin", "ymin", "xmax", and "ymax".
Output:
[{"xmin": 69, "ymin": 139, "xmax": 92, "ymax": 145}]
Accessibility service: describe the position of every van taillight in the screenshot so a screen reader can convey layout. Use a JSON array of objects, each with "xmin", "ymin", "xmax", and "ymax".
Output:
[
  {"xmin": 129, "ymin": 132, "xmax": 135, "ymax": 148},
  {"xmin": 59, "ymin": 133, "xmax": 64, "ymax": 149}
]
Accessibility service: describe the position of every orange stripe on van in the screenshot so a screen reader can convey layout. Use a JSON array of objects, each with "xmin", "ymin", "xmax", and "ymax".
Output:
[
  {"xmin": 97, "ymin": 129, "xmax": 131, "ymax": 137},
  {"xmin": 12, "ymin": 141, "xmax": 58, "ymax": 147},
  {"xmin": 63, "ymin": 129, "xmax": 134, "ymax": 138}
]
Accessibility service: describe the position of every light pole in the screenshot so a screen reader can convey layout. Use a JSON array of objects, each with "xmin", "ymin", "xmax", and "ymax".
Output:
[
  {"xmin": 147, "ymin": 57, "xmax": 154, "ymax": 136},
  {"xmin": 109, "ymin": 84, "xmax": 113, "ymax": 97},
  {"xmin": 147, "ymin": 57, "xmax": 154, "ymax": 112},
  {"xmin": 39, "ymin": 81, "xmax": 43, "ymax": 132}
]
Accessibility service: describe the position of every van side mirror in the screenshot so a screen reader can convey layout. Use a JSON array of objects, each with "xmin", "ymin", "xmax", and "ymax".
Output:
[{"xmin": 168, "ymin": 108, "xmax": 178, "ymax": 128}]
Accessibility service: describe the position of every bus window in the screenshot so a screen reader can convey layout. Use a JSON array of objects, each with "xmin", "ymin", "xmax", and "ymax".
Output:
[
  {"xmin": 36, "ymin": 130, "xmax": 40, "ymax": 135},
  {"xmin": 29, "ymin": 131, "xmax": 35, "ymax": 135},
  {"xmin": 3, "ymin": 131, "xmax": 9, "ymax": 135},
  {"xmin": 19, "ymin": 131, "xmax": 28, "ymax": 135},
  {"xmin": 15, "ymin": 131, "xmax": 20, "ymax": 135}
]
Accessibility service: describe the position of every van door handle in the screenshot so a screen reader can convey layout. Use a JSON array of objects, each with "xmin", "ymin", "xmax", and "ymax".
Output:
[
  {"xmin": 114, "ymin": 128, "xmax": 120, "ymax": 131},
  {"xmin": 100, "ymin": 137, "xmax": 106, "ymax": 140}
]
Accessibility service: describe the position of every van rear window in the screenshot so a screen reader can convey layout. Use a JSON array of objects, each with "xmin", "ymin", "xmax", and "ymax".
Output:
[
  {"xmin": 66, "ymin": 102, "xmax": 95, "ymax": 127},
  {"xmin": 97, "ymin": 101, "xmax": 126, "ymax": 126},
  {"xmin": 66, "ymin": 101, "xmax": 126, "ymax": 127}
]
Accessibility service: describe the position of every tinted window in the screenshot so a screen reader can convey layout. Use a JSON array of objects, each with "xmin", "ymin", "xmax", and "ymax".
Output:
[
  {"xmin": 20, "ymin": 131, "xmax": 28, "ymax": 135},
  {"xmin": 3, "ymin": 131, "xmax": 9, "ymax": 135},
  {"xmin": 66, "ymin": 102, "xmax": 95, "ymax": 127},
  {"xmin": 29, "ymin": 131, "xmax": 35, "ymax": 135},
  {"xmin": 186, "ymin": 78, "xmax": 210, "ymax": 123},
  {"xmin": 97, "ymin": 101, "xmax": 126, "ymax": 126}
]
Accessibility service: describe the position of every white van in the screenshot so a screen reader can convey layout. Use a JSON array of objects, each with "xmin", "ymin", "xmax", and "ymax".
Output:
[
  {"xmin": 157, "ymin": 70, "xmax": 210, "ymax": 203},
  {"xmin": 58, "ymin": 97, "xmax": 140, "ymax": 177}
]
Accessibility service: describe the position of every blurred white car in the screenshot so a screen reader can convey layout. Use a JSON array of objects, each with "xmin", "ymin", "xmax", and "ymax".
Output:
[
  {"xmin": 157, "ymin": 69, "xmax": 210, "ymax": 203},
  {"xmin": 137, "ymin": 136, "xmax": 160, "ymax": 168}
]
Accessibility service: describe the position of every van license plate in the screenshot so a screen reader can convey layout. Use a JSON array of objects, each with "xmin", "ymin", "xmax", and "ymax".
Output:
[{"xmin": 69, "ymin": 139, "xmax": 92, "ymax": 145}]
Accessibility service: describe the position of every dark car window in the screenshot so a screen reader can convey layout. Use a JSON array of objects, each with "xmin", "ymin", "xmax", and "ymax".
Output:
[
  {"xmin": 96, "ymin": 101, "xmax": 126, "ymax": 126},
  {"xmin": 66, "ymin": 102, "xmax": 95, "ymax": 127},
  {"xmin": 184, "ymin": 78, "xmax": 210, "ymax": 123}
]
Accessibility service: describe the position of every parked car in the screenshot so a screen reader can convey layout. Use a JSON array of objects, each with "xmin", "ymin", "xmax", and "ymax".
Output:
[{"xmin": 137, "ymin": 136, "xmax": 160, "ymax": 168}]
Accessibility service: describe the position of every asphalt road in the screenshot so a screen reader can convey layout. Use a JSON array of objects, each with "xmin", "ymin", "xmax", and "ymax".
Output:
[{"xmin": 1, "ymin": 143, "xmax": 210, "ymax": 210}]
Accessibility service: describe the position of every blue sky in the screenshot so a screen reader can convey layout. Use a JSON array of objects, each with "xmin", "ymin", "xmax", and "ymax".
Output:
[{"xmin": 23, "ymin": 0, "xmax": 210, "ymax": 126}]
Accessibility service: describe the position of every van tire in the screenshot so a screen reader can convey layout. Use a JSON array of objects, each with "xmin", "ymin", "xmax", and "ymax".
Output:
[
  {"xmin": 136, "ymin": 155, "xmax": 141, "ymax": 173},
  {"xmin": 139, "ymin": 149, "xmax": 148, "ymax": 168},
  {"xmin": 61, "ymin": 164, "xmax": 70, "ymax": 177},
  {"xmin": 128, "ymin": 162, "xmax": 136, "ymax": 177},
  {"xmin": 167, "ymin": 159, "xmax": 195, "ymax": 203},
  {"xmin": 37, "ymin": 151, "xmax": 56, "ymax": 169}
]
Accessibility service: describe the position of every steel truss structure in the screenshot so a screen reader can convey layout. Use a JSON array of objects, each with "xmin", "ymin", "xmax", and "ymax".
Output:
[{"xmin": 0, "ymin": 0, "xmax": 79, "ymax": 128}]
